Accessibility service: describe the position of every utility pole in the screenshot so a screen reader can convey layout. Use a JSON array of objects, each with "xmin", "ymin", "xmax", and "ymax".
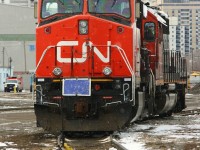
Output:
[
  {"xmin": 24, "ymin": 41, "xmax": 27, "ymax": 73},
  {"xmin": 9, "ymin": 57, "xmax": 12, "ymax": 76}
]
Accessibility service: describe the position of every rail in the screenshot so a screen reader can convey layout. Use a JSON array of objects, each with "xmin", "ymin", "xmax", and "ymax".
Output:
[
  {"xmin": 111, "ymin": 136, "xmax": 129, "ymax": 150},
  {"xmin": 57, "ymin": 135, "xmax": 128, "ymax": 150}
]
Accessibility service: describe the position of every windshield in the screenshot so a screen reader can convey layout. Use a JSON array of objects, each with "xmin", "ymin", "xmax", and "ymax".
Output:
[
  {"xmin": 88, "ymin": 0, "xmax": 131, "ymax": 18},
  {"xmin": 6, "ymin": 80, "xmax": 17, "ymax": 83},
  {"xmin": 41, "ymin": 0, "xmax": 83, "ymax": 18}
]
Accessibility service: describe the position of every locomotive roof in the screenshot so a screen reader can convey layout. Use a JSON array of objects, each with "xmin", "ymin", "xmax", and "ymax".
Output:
[{"xmin": 147, "ymin": 7, "xmax": 168, "ymax": 26}]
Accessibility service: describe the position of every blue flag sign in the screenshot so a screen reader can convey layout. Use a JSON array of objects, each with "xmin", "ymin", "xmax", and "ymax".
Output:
[{"xmin": 62, "ymin": 78, "xmax": 91, "ymax": 96}]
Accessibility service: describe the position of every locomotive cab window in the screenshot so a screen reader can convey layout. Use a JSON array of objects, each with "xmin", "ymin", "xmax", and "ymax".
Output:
[
  {"xmin": 41, "ymin": 0, "xmax": 83, "ymax": 19},
  {"xmin": 88, "ymin": 0, "xmax": 131, "ymax": 18},
  {"xmin": 144, "ymin": 22, "xmax": 155, "ymax": 41},
  {"xmin": 42, "ymin": 1, "xmax": 58, "ymax": 18}
]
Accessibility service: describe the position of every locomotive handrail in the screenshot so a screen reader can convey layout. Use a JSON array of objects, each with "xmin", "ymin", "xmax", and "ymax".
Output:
[
  {"xmin": 91, "ymin": 44, "xmax": 135, "ymax": 105},
  {"xmin": 43, "ymin": 102, "xmax": 59, "ymax": 107},
  {"xmin": 150, "ymin": 69, "xmax": 156, "ymax": 97},
  {"xmin": 111, "ymin": 45, "xmax": 134, "ymax": 74},
  {"xmin": 35, "ymin": 45, "xmax": 134, "ymax": 76},
  {"xmin": 34, "ymin": 45, "xmax": 56, "ymax": 73},
  {"xmin": 148, "ymin": 38, "xmax": 158, "ymax": 57},
  {"xmin": 35, "ymin": 84, "xmax": 44, "ymax": 104},
  {"xmin": 102, "ymin": 101, "xmax": 122, "ymax": 107},
  {"xmin": 111, "ymin": 45, "xmax": 135, "ymax": 106},
  {"xmin": 89, "ymin": 44, "xmax": 134, "ymax": 75},
  {"xmin": 90, "ymin": 44, "xmax": 136, "ymax": 106},
  {"xmin": 35, "ymin": 44, "xmax": 136, "ymax": 106}
]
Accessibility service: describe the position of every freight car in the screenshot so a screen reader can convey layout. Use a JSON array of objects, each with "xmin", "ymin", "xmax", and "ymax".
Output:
[{"xmin": 34, "ymin": 0, "xmax": 187, "ymax": 134}]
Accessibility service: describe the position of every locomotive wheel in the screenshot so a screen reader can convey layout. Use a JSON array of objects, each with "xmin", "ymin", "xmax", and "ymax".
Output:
[
  {"xmin": 159, "ymin": 110, "xmax": 172, "ymax": 117},
  {"xmin": 173, "ymin": 101, "xmax": 182, "ymax": 113}
]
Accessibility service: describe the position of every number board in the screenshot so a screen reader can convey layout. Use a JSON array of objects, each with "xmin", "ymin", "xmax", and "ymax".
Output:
[{"xmin": 62, "ymin": 78, "xmax": 91, "ymax": 96}]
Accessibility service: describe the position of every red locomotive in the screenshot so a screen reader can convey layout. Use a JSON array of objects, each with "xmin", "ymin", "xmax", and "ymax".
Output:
[{"xmin": 34, "ymin": 0, "xmax": 187, "ymax": 133}]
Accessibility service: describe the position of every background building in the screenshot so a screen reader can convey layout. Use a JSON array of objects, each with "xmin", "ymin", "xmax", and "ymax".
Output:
[
  {"xmin": 160, "ymin": 0, "xmax": 200, "ymax": 71},
  {"xmin": 0, "ymin": 0, "xmax": 34, "ymax": 7},
  {"xmin": 0, "ymin": 3, "xmax": 36, "ymax": 91},
  {"xmin": 142, "ymin": 0, "xmax": 162, "ymax": 6},
  {"xmin": 0, "ymin": 67, "xmax": 13, "ymax": 91}
]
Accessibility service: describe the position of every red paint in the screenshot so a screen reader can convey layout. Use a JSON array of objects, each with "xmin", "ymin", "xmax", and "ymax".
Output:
[{"xmin": 36, "ymin": 2, "xmax": 134, "ymax": 78}]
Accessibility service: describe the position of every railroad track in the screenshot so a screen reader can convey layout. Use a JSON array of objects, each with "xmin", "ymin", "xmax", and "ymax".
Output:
[
  {"xmin": 111, "ymin": 136, "xmax": 128, "ymax": 150},
  {"xmin": 0, "ymin": 107, "xmax": 34, "ymax": 112},
  {"xmin": 176, "ymin": 109, "xmax": 200, "ymax": 116},
  {"xmin": 57, "ymin": 135, "xmax": 128, "ymax": 150}
]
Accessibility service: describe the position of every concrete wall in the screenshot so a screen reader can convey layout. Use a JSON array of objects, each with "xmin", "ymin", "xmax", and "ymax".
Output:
[
  {"xmin": 0, "ymin": 4, "xmax": 36, "ymax": 91},
  {"xmin": 0, "ymin": 4, "xmax": 36, "ymax": 72},
  {"xmin": 0, "ymin": 4, "xmax": 36, "ymax": 34},
  {"xmin": 0, "ymin": 41, "xmax": 36, "ymax": 72}
]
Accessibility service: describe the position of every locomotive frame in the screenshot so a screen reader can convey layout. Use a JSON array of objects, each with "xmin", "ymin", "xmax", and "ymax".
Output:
[{"xmin": 34, "ymin": 0, "xmax": 187, "ymax": 134}]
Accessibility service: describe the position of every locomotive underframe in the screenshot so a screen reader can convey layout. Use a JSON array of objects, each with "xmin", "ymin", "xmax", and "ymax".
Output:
[
  {"xmin": 34, "ymin": 76, "xmax": 186, "ymax": 133},
  {"xmin": 34, "ymin": 78, "xmax": 134, "ymax": 133}
]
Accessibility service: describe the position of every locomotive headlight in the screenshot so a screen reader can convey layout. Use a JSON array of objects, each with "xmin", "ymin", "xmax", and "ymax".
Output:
[
  {"xmin": 80, "ymin": 21, "xmax": 87, "ymax": 27},
  {"xmin": 103, "ymin": 67, "xmax": 112, "ymax": 76},
  {"xmin": 53, "ymin": 67, "xmax": 62, "ymax": 76},
  {"xmin": 80, "ymin": 28, "xmax": 87, "ymax": 34},
  {"xmin": 79, "ymin": 20, "xmax": 88, "ymax": 35}
]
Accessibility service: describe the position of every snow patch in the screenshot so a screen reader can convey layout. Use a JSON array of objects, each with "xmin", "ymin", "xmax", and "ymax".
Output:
[
  {"xmin": 5, "ymin": 142, "xmax": 17, "ymax": 146},
  {"xmin": 109, "ymin": 147, "xmax": 117, "ymax": 150},
  {"xmin": 115, "ymin": 132, "xmax": 146, "ymax": 150},
  {"xmin": 0, "ymin": 142, "xmax": 7, "ymax": 147},
  {"xmin": 152, "ymin": 125, "xmax": 182, "ymax": 134}
]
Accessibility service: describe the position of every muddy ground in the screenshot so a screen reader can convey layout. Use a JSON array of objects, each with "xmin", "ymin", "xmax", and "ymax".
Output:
[
  {"xmin": 0, "ymin": 92, "xmax": 57, "ymax": 149},
  {"xmin": 0, "ymin": 92, "xmax": 200, "ymax": 150}
]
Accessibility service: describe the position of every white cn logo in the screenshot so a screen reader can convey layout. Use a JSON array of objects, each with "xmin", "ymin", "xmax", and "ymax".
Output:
[{"xmin": 57, "ymin": 41, "xmax": 111, "ymax": 63}]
